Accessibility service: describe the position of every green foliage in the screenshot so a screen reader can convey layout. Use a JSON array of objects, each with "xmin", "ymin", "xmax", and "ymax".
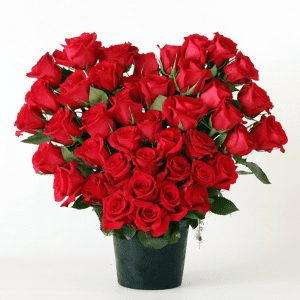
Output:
[
  {"xmin": 60, "ymin": 147, "xmax": 81, "ymax": 164},
  {"xmin": 123, "ymin": 224, "xmax": 136, "ymax": 240},
  {"xmin": 72, "ymin": 195, "xmax": 89, "ymax": 210},
  {"xmin": 187, "ymin": 219, "xmax": 198, "ymax": 229},
  {"xmin": 21, "ymin": 131, "xmax": 53, "ymax": 145},
  {"xmin": 89, "ymin": 87, "xmax": 109, "ymax": 107},
  {"xmin": 210, "ymin": 196, "xmax": 239, "ymax": 215},
  {"xmin": 149, "ymin": 95, "xmax": 167, "ymax": 112},
  {"xmin": 210, "ymin": 64, "xmax": 218, "ymax": 78},
  {"xmin": 61, "ymin": 68, "xmax": 73, "ymax": 84},
  {"xmin": 214, "ymin": 133, "xmax": 228, "ymax": 148},
  {"xmin": 185, "ymin": 210, "xmax": 206, "ymax": 220}
]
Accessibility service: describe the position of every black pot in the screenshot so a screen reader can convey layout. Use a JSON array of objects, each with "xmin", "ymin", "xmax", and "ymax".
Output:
[{"xmin": 113, "ymin": 220, "xmax": 189, "ymax": 290}]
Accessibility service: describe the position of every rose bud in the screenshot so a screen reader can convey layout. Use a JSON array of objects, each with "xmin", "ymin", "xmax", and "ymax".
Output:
[
  {"xmin": 179, "ymin": 178, "xmax": 211, "ymax": 212},
  {"xmin": 207, "ymin": 32, "xmax": 238, "ymax": 68},
  {"xmin": 191, "ymin": 160, "xmax": 216, "ymax": 187},
  {"xmin": 14, "ymin": 102, "xmax": 45, "ymax": 137},
  {"xmin": 120, "ymin": 74, "xmax": 143, "ymax": 103},
  {"xmin": 108, "ymin": 126, "xmax": 143, "ymax": 154},
  {"xmin": 134, "ymin": 52, "xmax": 159, "ymax": 76},
  {"xmin": 53, "ymin": 161, "xmax": 85, "ymax": 207},
  {"xmin": 32, "ymin": 141, "xmax": 66, "ymax": 174},
  {"xmin": 74, "ymin": 135, "xmax": 109, "ymax": 168},
  {"xmin": 53, "ymin": 32, "xmax": 102, "ymax": 69},
  {"xmin": 156, "ymin": 127, "xmax": 183, "ymax": 159},
  {"xmin": 199, "ymin": 78, "xmax": 233, "ymax": 111},
  {"xmin": 165, "ymin": 155, "xmax": 191, "ymax": 182},
  {"xmin": 80, "ymin": 103, "xmax": 115, "ymax": 139},
  {"xmin": 102, "ymin": 190, "xmax": 135, "ymax": 230},
  {"xmin": 157, "ymin": 181, "xmax": 181, "ymax": 213},
  {"xmin": 103, "ymin": 152, "xmax": 132, "ymax": 184},
  {"xmin": 158, "ymin": 44, "xmax": 181, "ymax": 74},
  {"xmin": 183, "ymin": 129, "xmax": 218, "ymax": 159},
  {"xmin": 81, "ymin": 173, "xmax": 109, "ymax": 206},
  {"xmin": 26, "ymin": 52, "xmax": 62, "ymax": 88},
  {"xmin": 135, "ymin": 110, "xmax": 164, "ymax": 143},
  {"xmin": 87, "ymin": 59, "xmax": 123, "ymax": 92},
  {"xmin": 211, "ymin": 100, "xmax": 245, "ymax": 133},
  {"xmin": 132, "ymin": 147, "xmax": 162, "ymax": 176},
  {"xmin": 223, "ymin": 52, "xmax": 259, "ymax": 85},
  {"xmin": 162, "ymin": 95, "xmax": 208, "ymax": 130},
  {"xmin": 29, "ymin": 79, "xmax": 60, "ymax": 113},
  {"xmin": 102, "ymin": 42, "xmax": 139, "ymax": 71},
  {"xmin": 238, "ymin": 82, "xmax": 274, "ymax": 118},
  {"xmin": 207, "ymin": 152, "xmax": 238, "ymax": 190},
  {"xmin": 181, "ymin": 34, "xmax": 212, "ymax": 67},
  {"xmin": 106, "ymin": 89, "xmax": 143, "ymax": 126},
  {"xmin": 138, "ymin": 74, "xmax": 175, "ymax": 108},
  {"xmin": 250, "ymin": 115, "xmax": 288, "ymax": 153},
  {"xmin": 176, "ymin": 57, "xmax": 212, "ymax": 95},
  {"xmin": 44, "ymin": 107, "xmax": 81, "ymax": 145},
  {"xmin": 57, "ymin": 70, "xmax": 90, "ymax": 109},
  {"xmin": 223, "ymin": 123, "xmax": 258, "ymax": 156}
]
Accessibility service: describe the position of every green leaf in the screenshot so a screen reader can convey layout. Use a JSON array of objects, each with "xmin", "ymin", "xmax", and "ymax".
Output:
[
  {"xmin": 61, "ymin": 68, "xmax": 73, "ymax": 84},
  {"xmin": 93, "ymin": 206, "xmax": 113, "ymax": 236},
  {"xmin": 181, "ymin": 80, "xmax": 200, "ymax": 96},
  {"xmin": 61, "ymin": 147, "xmax": 81, "ymax": 164},
  {"xmin": 184, "ymin": 210, "xmax": 206, "ymax": 220},
  {"xmin": 210, "ymin": 64, "xmax": 218, "ymax": 78},
  {"xmin": 208, "ymin": 198, "xmax": 215, "ymax": 204},
  {"xmin": 89, "ymin": 87, "xmax": 109, "ymax": 107},
  {"xmin": 149, "ymin": 95, "xmax": 167, "ymax": 112},
  {"xmin": 237, "ymin": 170, "xmax": 253, "ymax": 175},
  {"xmin": 128, "ymin": 107, "xmax": 135, "ymax": 125},
  {"xmin": 207, "ymin": 187, "xmax": 222, "ymax": 198},
  {"xmin": 72, "ymin": 195, "xmax": 89, "ymax": 210},
  {"xmin": 187, "ymin": 218, "xmax": 198, "ymax": 229},
  {"xmin": 178, "ymin": 120, "xmax": 184, "ymax": 131},
  {"xmin": 214, "ymin": 133, "xmax": 228, "ymax": 148},
  {"xmin": 21, "ymin": 131, "xmax": 53, "ymax": 145},
  {"xmin": 245, "ymin": 162, "xmax": 271, "ymax": 184},
  {"xmin": 231, "ymin": 99, "xmax": 243, "ymax": 111},
  {"xmin": 76, "ymin": 163, "xmax": 94, "ymax": 178},
  {"xmin": 137, "ymin": 231, "xmax": 169, "ymax": 249},
  {"xmin": 210, "ymin": 197, "xmax": 239, "ymax": 215},
  {"xmin": 232, "ymin": 155, "xmax": 247, "ymax": 165},
  {"xmin": 123, "ymin": 224, "xmax": 136, "ymax": 240}
]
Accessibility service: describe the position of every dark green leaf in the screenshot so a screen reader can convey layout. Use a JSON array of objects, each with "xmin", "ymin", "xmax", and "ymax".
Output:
[
  {"xmin": 184, "ymin": 210, "xmax": 206, "ymax": 220},
  {"xmin": 208, "ymin": 198, "xmax": 215, "ymax": 204},
  {"xmin": 72, "ymin": 195, "xmax": 89, "ymax": 210},
  {"xmin": 123, "ymin": 224, "xmax": 136, "ymax": 240},
  {"xmin": 76, "ymin": 164, "xmax": 94, "ymax": 177},
  {"xmin": 245, "ymin": 162, "xmax": 271, "ymax": 184},
  {"xmin": 181, "ymin": 80, "xmax": 199, "ymax": 96},
  {"xmin": 137, "ymin": 231, "xmax": 169, "ymax": 249},
  {"xmin": 21, "ymin": 131, "xmax": 53, "ymax": 145},
  {"xmin": 61, "ymin": 68, "xmax": 73, "ymax": 84},
  {"xmin": 210, "ymin": 64, "xmax": 218, "ymax": 78},
  {"xmin": 187, "ymin": 218, "xmax": 198, "ymax": 229},
  {"xmin": 237, "ymin": 170, "xmax": 253, "ymax": 175},
  {"xmin": 61, "ymin": 147, "xmax": 81, "ymax": 164},
  {"xmin": 89, "ymin": 87, "xmax": 108, "ymax": 107},
  {"xmin": 210, "ymin": 197, "xmax": 239, "ymax": 215},
  {"xmin": 231, "ymin": 99, "xmax": 243, "ymax": 111},
  {"xmin": 149, "ymin": 95, "xmax": 167, "ymax": 112},
  {"xmin": 214, "ymin": 133, "xmax": 228, "ymax": 148}
]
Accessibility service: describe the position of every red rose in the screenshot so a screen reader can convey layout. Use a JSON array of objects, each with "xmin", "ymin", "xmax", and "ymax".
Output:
[
  {"xmin": 120, "ymin": 74, "xmax": 142, "ymax": 103},
  {"xmin": 223, "ymin": 123, "xmax": 258, "ymax": 156},
  {"xmin": 106, "ymin": 89, "xmax": 143, "ymax": 126},
  {"xmin": 162, "ymin": 95, "xmax": 208, "ymax": 130},
  {"xmin": 103, "ymin": 42, "xmax": 139, "ymax": 71},
  {"xmin": 80, "ymin": 103, "xmax": 115, "ymax": 139},
  {"xmin": 108, "ymin": 126, "xmax": 143, "ymax": 153},
  {"xmin": 179, "ymin": 178, "xmax": 211, "ymax": 212},
  {"xmin": 87, "ymin": 59, "xmax": 123, "ymax": 92},
  {"xmin": 157, "ymin": 181, "xmax": 181, "ymax": 213},
  {"xmin": 53, "ymin": 32, "xmax": 102, "ymax": 69},
  {"xmin": 32, "ymin": 141, "xmax": 66, "ymax": 174},
  {"xmin": 176, "ymin": 57, "xmax": 211, "ymax": 95},
  {"xmin": 135, "ymin": 110, "xmax": 164, "ymax": 143},
  {"xmin": 103, "ymin": 152, "xmax": 132, "ymax": 184},
  {"xmin": 74, "ymin": 135, "xmax": 109, "ymax": 168},
  {"xmin": 158, "ymin": 44, "xmax": 181, "ymax": 74},
  {"xmin": 53, "ymin": 161, "xmax": 85, "ymax": 207},
  {"xmin": 156, "ymin": 127, "xmax": 183, "ymax": 159},
  {"xmin": 238, "ymin": 82, "xmax": 274, "ymax": 118},
  {"xmin": 251, "ymin": 115, "xmax": 288, "ymax": 153},
  {"xmin": 223, "ymin": 52, "xmax": 259, "ymax": 84},
  {"xmin": 102, "ymin": 190, "xmax": 134, "ymax": 230},
  {"xmin": 29, "ymin": 79, "xmax": 60, "ymax": 113},
  {"xmin": 132, "ymin": 147, "xmax": 162, "ymax": 176},
  {"xmin": 138, "ymin": 74, "xmax": 175, "ymax": 108},
  {"xmin": 125, "ymin": 172, "xmax": 158, "ymax": 203},
  {"xmin": 165, "ymin": 155, "xmax": 191, "ymax": 182},
  {"xmin": 207, "ymin": 152, "xmax": 238, "ymax": 190},
  {"xmin": 211, "ymin": 100, "xmax": 245, "ymax": 132},
  {"xmin": 81, "ymin": 173, "xmax": 109, "ymax": 206},
  {"xmin": 207, "ymin": 32, "xmax": 238, "ymax": 68},
  {"xmin": 181, "ymin": 34, "xmax": 211, "ymax": 66},
  {"xmin": 57, "ymin": 70, "xmax": 90, "ymax": 109},
  {"xmin": 183, "ymin": 129, "xmax": 218, "ymax": 159},
  {"xmin": 199, "ymin": 78, "xmax": 233, "ymax": 111},
  {"xmin": 134, "ymin": 52, "xmax": 159, "ymax": 76},
  {"xmin": 44, "ymin": 107, "xmax": 81, "ymax": 145},
  {"xmin": 26, "ymin": 52, "xmax": 62, "ymax": 88},
  {"xmin": 14, "ymin": 102, "xmax": 45, "ymax": 137},
  {"xmin": 191, "ymin": 160, "xmax": 216, "ymax": 187}
]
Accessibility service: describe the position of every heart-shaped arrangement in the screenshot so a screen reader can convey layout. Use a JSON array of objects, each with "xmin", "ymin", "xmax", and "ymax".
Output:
[{"xmin": 15, "ymin": 32, "xmax": 288, "ymax": 248}]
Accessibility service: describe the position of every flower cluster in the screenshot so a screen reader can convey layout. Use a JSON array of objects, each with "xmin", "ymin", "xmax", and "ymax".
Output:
[{"xmin": 15, "ymin": 32, "xmax": 288, "ymax": 247}]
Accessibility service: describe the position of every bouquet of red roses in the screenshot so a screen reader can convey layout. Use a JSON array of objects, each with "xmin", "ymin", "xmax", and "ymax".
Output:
[{"xmin": 15, "ymin": 32, "xmax": 288, "ymax": 249}]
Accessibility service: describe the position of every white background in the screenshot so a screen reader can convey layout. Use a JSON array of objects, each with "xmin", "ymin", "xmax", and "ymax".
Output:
[{"xmin": 1, "ymin": 0, "xmax": 300, "ymax": 299}]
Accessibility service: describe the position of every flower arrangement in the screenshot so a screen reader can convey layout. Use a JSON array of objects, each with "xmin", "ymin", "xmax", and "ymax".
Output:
[{"xmin": 15, "ymin": 32, "xmax": 288, "ymax": 249}]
